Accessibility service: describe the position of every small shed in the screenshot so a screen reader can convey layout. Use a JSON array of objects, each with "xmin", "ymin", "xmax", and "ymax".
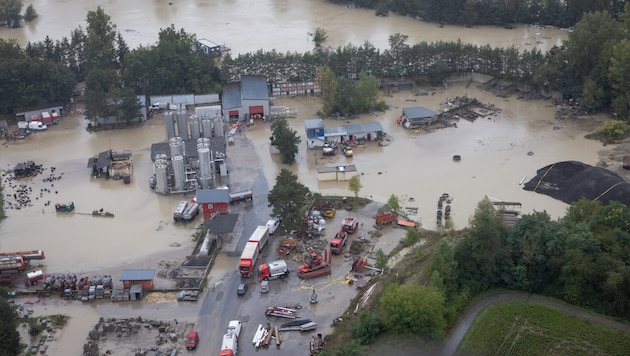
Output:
[
  {"xmin": 305, "ymin": 119, "xmax": 325, "ymax": 141},
  {"xmin": 317, "ymin": 165, "xmax": 359, "ymax": 182},
  {"xmin": 129, "ymin": 284, "xmax": 144, "ymax": 301},
  {"xmin": 400, "ymin": 107, "xmax": 438, "ymax": 128},
  {"xmin": 120, "ymin": 269, "xmax": 155, "ymax": 290},
  {"xmin": 196, "ymin": 38, "xmax": 223, "ymax": 56}
]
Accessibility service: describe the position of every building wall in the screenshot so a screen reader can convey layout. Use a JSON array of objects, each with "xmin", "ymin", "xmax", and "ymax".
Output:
[
  {"xmin": 201, "ymin": 202, "xmax": 230, "ymax": 220},
  {"xmin": 122, "ymin": 280, "xmax": 154, "ymax": 290}
]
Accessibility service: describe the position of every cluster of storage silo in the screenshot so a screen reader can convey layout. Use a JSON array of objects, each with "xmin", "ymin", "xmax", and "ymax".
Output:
[{"xmin": 153, "ymin": 107, "xmax": 225, "ymax": 194}]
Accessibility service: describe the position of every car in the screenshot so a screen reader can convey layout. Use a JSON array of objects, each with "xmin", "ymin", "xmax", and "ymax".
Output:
[
  {"xmin": 260, "ymin": 280, "xmax": 269, "ymax": 294},
  {"xmin": 342, "ymin": 146, "xmax": 353, "ymax": 157},
  {"xmin": 237, "ymin": 282, "xmax": 248, "ymax": 296},
  {"xmin": 185, "ymin": 330, "xmax": 199, "ymax": 350}
]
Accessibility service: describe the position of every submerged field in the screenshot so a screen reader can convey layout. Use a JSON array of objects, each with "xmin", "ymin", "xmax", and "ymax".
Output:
[{"xmin": 457, "ymin": 301, "xmax": 630, "ymax": 356}]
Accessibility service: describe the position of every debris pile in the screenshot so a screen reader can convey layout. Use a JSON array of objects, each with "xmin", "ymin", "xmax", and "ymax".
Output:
[{"xmin": 83, "ymin": 317, "xmax": 192, "ymax": 356}]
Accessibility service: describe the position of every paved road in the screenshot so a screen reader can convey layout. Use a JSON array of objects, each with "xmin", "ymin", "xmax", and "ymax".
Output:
[{"xmin": 440, "ymin": 292, "xmax": 630, "ymax": 356}]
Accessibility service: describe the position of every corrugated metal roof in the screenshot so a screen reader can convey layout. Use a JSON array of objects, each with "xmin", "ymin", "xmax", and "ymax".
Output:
[
  {"xmin": 120, "ymin": 269, "xmax": 155, "ymax": 281},
  {"xmin": 403, "ymin": 106, "xmax": 437, "ymax": 119},
  {"xmin": 304, "ymin": 119, "xmax": 324, "ymax": 130},
  {"xmin": 241, "ymin": 75, "xmax": 269, "ymax": 100},
  {"xmin": 222, "ymin": 83, "xmax": 242, "ymax": 110},
  {"xmin": 150, "ymin": 137, "xmax": 226, "ymax": 162},
  {"xmin": 197, "ymin": 38, "xmax": 220, "ymax": 48},
  {"xmin": 324, "ymin": 126, "xmax": 347, "ymax": 137},
  {"xmin": 316, "ymin": 165, "xmax": 358, "ymax": 173},
  {"xmin": 196, "ymin": 188, "xmax": 230, "ymax": 203}
]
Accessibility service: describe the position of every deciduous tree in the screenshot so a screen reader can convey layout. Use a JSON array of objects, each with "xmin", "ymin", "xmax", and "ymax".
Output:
[
  {"xmin": 380, "ymin": 283, "xmax": 447, "ymax": 337},
  {"xmin": 348, "ymin": 175, "xmax": 362, "ymax": 198}
]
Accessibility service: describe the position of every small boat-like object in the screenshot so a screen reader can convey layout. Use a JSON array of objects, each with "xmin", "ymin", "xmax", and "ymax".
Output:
[
  {"xmin": 55, "ymin": 202, "xmax": 75, "ymax": 213},
  {"xmin": 92, "ymin": 209, "xmax": 114, "ymax": 218}
]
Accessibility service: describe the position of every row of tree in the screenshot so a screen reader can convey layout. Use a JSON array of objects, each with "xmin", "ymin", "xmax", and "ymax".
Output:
[
  {"xmin": 2, "ymin": 5, "xmax": 630, "ymax": 122},
  {"xmin": 331, "ymin": 0, "xmax": 626, "ymax": 29}
]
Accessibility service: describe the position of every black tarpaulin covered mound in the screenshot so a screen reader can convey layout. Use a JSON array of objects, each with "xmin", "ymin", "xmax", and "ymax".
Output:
[{"xmin": 523, "ymin": 161, "xmax": 630, "ymax": 206}]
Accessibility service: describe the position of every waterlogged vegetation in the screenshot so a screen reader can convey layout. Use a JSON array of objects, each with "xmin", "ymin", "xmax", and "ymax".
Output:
[{"xmin": 459, "ymin": 301, "xmax": 630, "ymax": 356}]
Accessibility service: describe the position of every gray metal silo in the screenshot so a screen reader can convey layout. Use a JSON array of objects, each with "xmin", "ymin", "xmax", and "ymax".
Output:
[
  {"xmin": 176, "ymin": 111, "xmax": 189, "ymax": 140},
  {"xmin": 198, "ymin": 147, "xmax": 214, "ymax": 189},
  {"xmin": 164, "ymin": 111, "xmax": 176, "ymax": 140},
  {"xmin": 172, "ymin": 156, "xmax": 186, "ymax": 192},
  {"xmin": 213, "ymin": 118, "xmax": 224, "ymax": 137},
  {"xmin": 169, "ymin": 137, "xmax": 185, "ymax": 158},
  {"xmin": 201, "ymin": 118, "xmax": 213, "ymax": 138},
  {"xmin": 154, "ymin": 159, "xmax": 169, "ymax": 194},
  {"xmin": 189, "ymin": 114, "xmax": 201, "ymax": 140},
  {"xmin": 197, "ymin": 137, "xmax": 210, "ymax": 149}
]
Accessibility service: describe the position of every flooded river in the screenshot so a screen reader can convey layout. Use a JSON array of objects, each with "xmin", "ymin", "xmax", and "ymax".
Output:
[{"xmin": 1, "ymin": 1, "xmax": 581, "ymax": 275}]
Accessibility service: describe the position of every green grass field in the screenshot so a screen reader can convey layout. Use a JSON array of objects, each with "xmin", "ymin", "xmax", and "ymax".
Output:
[{"xmin": 458, "ymin": 301, "xmax": 630, "ymax": 356}]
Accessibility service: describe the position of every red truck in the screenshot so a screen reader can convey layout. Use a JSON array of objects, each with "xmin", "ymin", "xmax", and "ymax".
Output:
[
  {"xmin": 239, "ymin": 226, "xmax": 270, "ymax": 278},
  {"xmin": 330, "ymin": 230, "xmax": 348, "ymax": 255},
  {"xmin": 375, "ymin": 211, "xmax": 395, "ymax": 225},
  {"xmin": 342, "ymin": 217, "xmax": 359, "ymax": 234}
]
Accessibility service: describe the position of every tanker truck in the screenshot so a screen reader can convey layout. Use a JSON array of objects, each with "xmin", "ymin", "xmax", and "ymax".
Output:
[{"xmin": 258, "ymin": 260, "xmax": 289, "ymax": 281}]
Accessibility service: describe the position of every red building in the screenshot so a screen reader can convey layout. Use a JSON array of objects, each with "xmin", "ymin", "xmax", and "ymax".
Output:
[{"xmin": 196, "ymin": 188, "xmax": 230, "ymax": 220}]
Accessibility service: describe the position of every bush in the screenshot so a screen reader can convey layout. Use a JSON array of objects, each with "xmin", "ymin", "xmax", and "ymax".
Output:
[
  {"xmin": 28, "ymin": 320, "xmax": 45, "ymax": 336},
  {"xmin": 599, "ymin": 119, "xmax": 629, "ymax": 141},
  {"xmin": 351, "ymin": 311, "xmax": 383, "ymax": 345},
  {"xmin": 402, "ymin": 227, "xmax": 420, "ymax": 247}
]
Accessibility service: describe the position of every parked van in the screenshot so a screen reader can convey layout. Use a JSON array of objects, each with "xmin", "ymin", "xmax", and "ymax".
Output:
[
  {"xmin": 266, "ymin": 218, "xmax": 281, "ymax": 235},
  {"xmin": 28, "ymin": 121, "xmax": 47, "ymax": 131}
]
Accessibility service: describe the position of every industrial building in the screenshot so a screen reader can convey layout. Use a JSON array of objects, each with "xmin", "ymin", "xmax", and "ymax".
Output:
[
  {"xmin": 222, "ymin": 75, "xmax": 270, "ymax": 122},
  {"xmin": 149, "ymin": 109, "xmax": 227, "ymax": 194}
]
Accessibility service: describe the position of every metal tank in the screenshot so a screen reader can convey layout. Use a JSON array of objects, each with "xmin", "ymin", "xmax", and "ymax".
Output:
[
  {"xmin": 154, "ymin": 159, "xmax": 169, "ymax": 194},
  {"xmin": 201, "ymin": 118, "xmax": 213, "ymax": 138},
  {"xmin": 169, "ymin": 137, "xmax": 185, "ymax": 158},
  {"xmin": 176, "ymin": 110, "xmax": 189, "ymax": 140},
  {"xmin": 189, "ymin": 114, "xmax": 201, "ymax": 140},
  {"xmin": 196, "ymin": 137, "xmax": 210, "ymax": 149},
  {"xmin": 198, "ymin": 147, "xmax": 214, "ymax": 189},
  {"xmin": 213, "ymin": 118, "xmax": 224, "ymax": 137},
  {"xmin": 171, "ymin": 156, "xmax": 186, "ymax": 192},
  {"xmin": 164, "ymin": 111, "xmax": 176, "ymax": 140},
  {"xmin": 154, "ymin": 153, "xmax": 168, "ymax": 162}
]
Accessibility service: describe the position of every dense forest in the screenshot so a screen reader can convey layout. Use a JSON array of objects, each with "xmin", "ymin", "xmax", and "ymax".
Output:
[{"xmin": 330, "ymin": 0, "xmax": 627, "ymax": 28}]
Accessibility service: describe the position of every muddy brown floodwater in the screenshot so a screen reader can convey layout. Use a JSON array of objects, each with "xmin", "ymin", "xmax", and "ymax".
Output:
[{"xmin": 0, "ymin": 1, "xmax": 609, "ymax": 355}]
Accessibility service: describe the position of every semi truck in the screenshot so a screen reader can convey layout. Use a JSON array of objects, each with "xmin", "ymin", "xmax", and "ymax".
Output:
[
  {"xmin": 258, "ymin": 260, "xmax": 289, "ymax": 281},
  {"xmin": 248, "ymin": 226, "xmax": 269, "ymax": 251},
  {"xmin": 375, "ymin": 211, "xmax": 395, "ymax": 225},
  {"xmin": 239, "ymin": 226, "xmax": 270, "ymax": 277},
  {"xmin": 229, "ymin": 189, "xmax": 253, "ymax": 204},
  {"xmin": 330, "ymin": 230, "xmax": 348, "ymax": 255},
  {"xmin": 239, "ymin": 241, "xmax": 261, "ymax": 278},
  {"xmin": 219, "ymin": 320, "xmax": 242, "ymax": 356}
]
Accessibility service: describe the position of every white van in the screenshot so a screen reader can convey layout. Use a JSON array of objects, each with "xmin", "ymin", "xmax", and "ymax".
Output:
[
  {"xmin": 28, "ymin": 121, "xmax": 47, "ymax": 131},
  {"xmin": 266, "ymin": 218, "xmax": 280, "ymax": 235}
]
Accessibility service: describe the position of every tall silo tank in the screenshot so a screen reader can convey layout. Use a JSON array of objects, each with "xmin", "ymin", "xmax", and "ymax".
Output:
[
  {"xmin": 169, "ymin": 136, "xmax": 185, "ymax": 158},
  {"xmin": 213, "ymin": 118, "xmax": 224, "ymax": 137},
  {"xmin": 176, "ymin": 111, "xmax": 189, "ymax": 140},
  {"xmin": 154, "ymin": 153, "xmax": 168, "ymax": 162},
  {"xmin": 201, "ymin": 118, "xmax": 213, "ymax": 138},
  {"xmin": 164, "ymin": 111, "xmax": 176, "ymax": 140},
  {"xmin": 172, "ymin": 156, "xmax": 186, "ymax": 192},
  {"xmin": 197, "ymin": 137, "xmax": 210, "ymax": 149},
  {"xmin": 198, "ymin": 147, "xmax": 213, "ymax": 189},
  {"xmin": 189, "ymin": 115, "xmax": 201, "ymax": 140},
  {"xmin": 154, "ymin": 159, "xmax": 169, "ymax": 194}
]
